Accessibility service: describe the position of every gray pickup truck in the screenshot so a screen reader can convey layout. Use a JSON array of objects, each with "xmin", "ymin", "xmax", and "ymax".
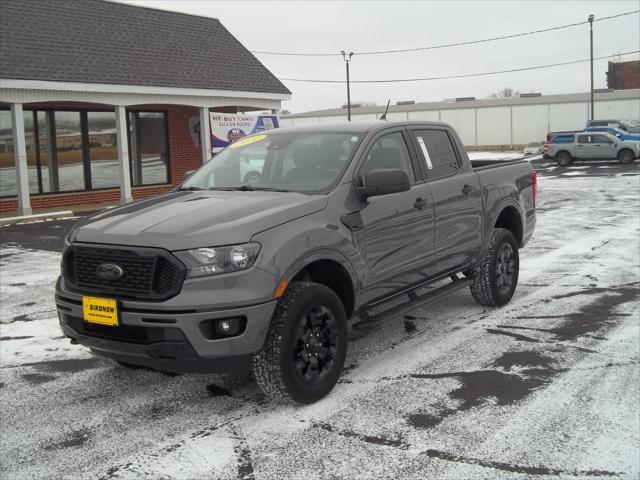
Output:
[
  {"xmin": 545, "ymin": 132, "xmax": 640, "ymax": 166},
  {"xmin": 56, "ymin": 121, "xmax": 536, "ymax": 403}
]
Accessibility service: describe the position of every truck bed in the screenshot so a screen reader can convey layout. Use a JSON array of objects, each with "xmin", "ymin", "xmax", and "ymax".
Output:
[{"xmin": 469, "ymin": 156, "xmax": 529, "ymax": 170}]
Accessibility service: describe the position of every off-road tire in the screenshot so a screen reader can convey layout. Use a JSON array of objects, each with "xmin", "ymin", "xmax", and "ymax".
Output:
[
  {"xmin": 556, "ymin": 151, "xmax": 572, "ymax": 166},
  {"xmin": 253, "ymin": 282, "xmax": 348, "ymax": 404},
  {"xmin": 470, "ymin": 228, "xmax": 519, "ymax": 307},
  {"xmin": 617, "ymin": 149, "xmax": 635, "ymax": 165}
]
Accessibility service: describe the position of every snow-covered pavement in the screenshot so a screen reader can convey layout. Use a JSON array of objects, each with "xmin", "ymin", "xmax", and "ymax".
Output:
[{"xmin": 1, "ymin": 167, "xmax": 639, "ymax": 479}]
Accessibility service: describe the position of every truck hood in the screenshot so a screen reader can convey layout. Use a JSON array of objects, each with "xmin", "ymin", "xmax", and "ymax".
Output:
[{"xmin": 71, "ymin": 190, "xmax": 328, "ymax": 250}]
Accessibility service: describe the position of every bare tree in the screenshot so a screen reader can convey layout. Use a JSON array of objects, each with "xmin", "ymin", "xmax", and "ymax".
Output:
[{"xmin": 488, "ymin": 87, "xmax": 519, "ymax": 98}]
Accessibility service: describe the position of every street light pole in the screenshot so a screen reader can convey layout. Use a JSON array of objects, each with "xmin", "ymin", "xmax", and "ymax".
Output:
[
  {"xmin": 589, "ymin": 14, "xmax": 594, "ymax": 121},
  {"xmin": 341, "ymin": 51, "xmax": 354, "ymax": 121}
]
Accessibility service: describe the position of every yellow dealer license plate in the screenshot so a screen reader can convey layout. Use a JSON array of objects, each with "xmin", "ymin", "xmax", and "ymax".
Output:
[{"xmin": 82, "ymin": 296, "xmax": 119, "ymax": 326}]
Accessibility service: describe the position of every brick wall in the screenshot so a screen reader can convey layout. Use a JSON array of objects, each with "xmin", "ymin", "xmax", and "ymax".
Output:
[
  {"xmin": 607, "ymin": 60, "xmax": 640, "ymax": 90},
  {"xmin": 0, "ymin": 104, "xmax": 206, "ymax": 215}
]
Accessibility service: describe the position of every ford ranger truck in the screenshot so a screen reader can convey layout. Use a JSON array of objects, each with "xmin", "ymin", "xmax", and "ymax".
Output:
[{"xmin": 56, "ymin": 121, "xmax": 537, "ymax": 404}]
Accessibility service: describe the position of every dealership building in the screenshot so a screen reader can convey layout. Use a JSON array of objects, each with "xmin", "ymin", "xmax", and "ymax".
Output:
[{"xmin": 0, "ymin": 0, "xmax": 290, "ymax": 216}]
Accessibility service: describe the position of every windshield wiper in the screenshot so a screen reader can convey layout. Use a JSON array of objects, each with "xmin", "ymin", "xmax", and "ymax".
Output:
[
  {"xmin": 207, "ymin": 185, "xmax": 291, "ymax": 192},
  {"xmin": 249, "ymin": 186, "xmax": 291, "ymax": 192},
  {"xmin": 178, "ymin": 186, "xmax": 203, "ymax": 191}
]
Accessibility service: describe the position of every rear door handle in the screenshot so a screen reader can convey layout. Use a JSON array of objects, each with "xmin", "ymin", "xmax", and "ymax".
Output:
[
  {"xmin": 461, "ymin": 184, "xmax": 476, "ymax": 195},
  {"xmin": 413, "ymin": 197, "xmax": 429, "ymax": 210}
]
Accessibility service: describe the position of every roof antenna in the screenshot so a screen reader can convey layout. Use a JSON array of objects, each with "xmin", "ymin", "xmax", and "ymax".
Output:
[{"xmin": 379, "ymin": 99, "xmax": 391, "ymax": 121}]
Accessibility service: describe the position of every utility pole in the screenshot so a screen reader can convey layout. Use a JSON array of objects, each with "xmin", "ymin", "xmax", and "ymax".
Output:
[
  {"xmin": 341, "ymin": 51, "xmax": 354, "ymax": 121},
  {"xmin": 589, "ymin": 14, "xmax": 594, "ymax": 121}
]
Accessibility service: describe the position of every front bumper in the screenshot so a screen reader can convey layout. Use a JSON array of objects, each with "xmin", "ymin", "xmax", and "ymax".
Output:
[{"xmin": 56, "ymin": 278, "xmax": 277, "ymax": 373}]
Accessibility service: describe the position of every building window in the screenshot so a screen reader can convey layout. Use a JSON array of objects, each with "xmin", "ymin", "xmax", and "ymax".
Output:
[
  {"xmin": 0, "ymin": 110, "xmax": 16, "ymax": 197},
  {"xmin": 87, "ymin": 111, "xmax": 119, "ymax": 189},
  {"xmin": 0, "ymin": 108, "xmax": 170, "ymax": 198},
  {"xmin": 129, "ymin": 112, "xmax": 169, "ymax": 186},
  {"xmin": 54, "ymin": 111, "xmax": 85, "ymax": 192}
]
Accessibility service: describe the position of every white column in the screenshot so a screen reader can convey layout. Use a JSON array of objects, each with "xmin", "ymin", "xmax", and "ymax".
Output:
[
  {"xmin": 10, "ymin": 103, "xmax": 32, "ymax": 216},
  {"xmin": 115, "ymin": 105, "xmax": 133, "ymax": 204},
  {"xmin": 199, "ymin": 107, "xmax": 212, "ymax": 164}
]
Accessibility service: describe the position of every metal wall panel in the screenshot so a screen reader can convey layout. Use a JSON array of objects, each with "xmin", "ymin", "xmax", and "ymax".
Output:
[
  {"xmin": 549, "ymin": 102, "xmax": 588, "ymax": 131},
  {"xmin": 477, "ymin": 107, "xmax": 511, "ymax": 145},
  {"xmin": 512, "ymin": 104, "xmax": 549, "ymax": 144},
  {"xmin": 406, "ymin": 110, "xmax": 440, "ymax": 121},
  {"xmin": 594, "ymin": 99, "xmax": 640, "ymax": 120},
  {"xmin": 440, "ymin": 108, "xmax": 476, "ymax": 145}
]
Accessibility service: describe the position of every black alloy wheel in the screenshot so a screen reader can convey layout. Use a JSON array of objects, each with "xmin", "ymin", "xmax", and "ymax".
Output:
[
  {"xmin": 293, "ymin": 306, "xmax": 339, "ymax": 385},
  {"xmin": 495, "ymin": 243, "xmax": 515, "ymax": 294}
]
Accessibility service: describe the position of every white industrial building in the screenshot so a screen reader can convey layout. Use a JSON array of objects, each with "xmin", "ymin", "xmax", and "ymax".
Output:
[{"xmin": 281, "ymin": 89, "xmax": 640, "ymax": 148}]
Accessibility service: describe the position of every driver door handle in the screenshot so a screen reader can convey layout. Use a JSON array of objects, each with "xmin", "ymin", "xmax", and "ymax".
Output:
[
  {"xmin": 461, "ymin": 184, "xmax": 476, "ymax": 195},
  {"xmin": 413, "ymin": 197, "xmax": 429, "ymax": 210}
]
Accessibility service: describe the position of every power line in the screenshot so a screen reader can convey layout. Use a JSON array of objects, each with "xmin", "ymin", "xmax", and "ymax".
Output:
[
  {"xmin": 249, "ymin": 10, "xmax": 639, "ymax": 57},
  {"xmin": 277, "ymin": 50, "xmax": 639, "ymax": 84}
]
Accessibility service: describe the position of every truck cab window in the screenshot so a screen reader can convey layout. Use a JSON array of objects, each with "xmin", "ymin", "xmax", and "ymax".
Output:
[
  {"xmin": 412, "ymin": 129, "xmax": 459, "ymax": 180},
  {"xmin": 577, "ymin": 135, "xmax": 590, "ymax": 144},
  {"xmin": 360, "ymin": 132, "xmax": 415, "ymax": 183}
]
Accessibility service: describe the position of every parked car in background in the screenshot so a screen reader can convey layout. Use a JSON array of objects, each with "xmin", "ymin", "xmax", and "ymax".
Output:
[
  {"xmin": 523, "ymin": 142, "xmax": 543, "ymax": 155},
  {"xmin": 546, "ymin": 132, "xmax": 639, "ymax": 166},
  {"xmin": 583, "ymin": 126, "xmax": 640, "ymax": 141},
  {"xmin": 586, "ymin": 119, "xmax": 640, "ymax": 134}
]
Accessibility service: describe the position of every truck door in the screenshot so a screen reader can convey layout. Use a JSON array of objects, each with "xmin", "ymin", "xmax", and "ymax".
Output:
[
  {"xmin": 590, "ymin": 134, "xmax": 617, "ymax": 159},
  {"xmin": 408, "ymin": 127, "xmax": 482, "ymax": 273},
  {"xmin": 575, "ymin": 134, "xmax": 592, "ymax": 158},
  {"xmin": 356, "ymin": 129, "xmax": 436, "ymax": 303}
]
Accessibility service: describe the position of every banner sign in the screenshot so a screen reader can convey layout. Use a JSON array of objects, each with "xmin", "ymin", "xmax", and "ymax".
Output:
[{"xmin": 210, "ymin": 113, "xmax": 279, "ymax": 151}]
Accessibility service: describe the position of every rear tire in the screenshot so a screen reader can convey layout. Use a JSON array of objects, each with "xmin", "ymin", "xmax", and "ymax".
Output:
[
  {"xmin": 470, "ymin": 228, "xmax": 519, "ymax": 307},
  {"xmin": 618, "ymin": 149, "xmax": 635, "ymax": 164},
  {"xmin": 253, "ymin": 282, "xmax": 348, "ymax": 404},
  {"xmin": 556, "ymin": 151, "xmax": 572, "ymax": 166}
]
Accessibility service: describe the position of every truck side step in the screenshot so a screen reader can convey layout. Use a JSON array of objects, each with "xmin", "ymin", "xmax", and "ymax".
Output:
[{"xmin": 351, "ymin": 274, "xmax": 472, "ymax": 334}]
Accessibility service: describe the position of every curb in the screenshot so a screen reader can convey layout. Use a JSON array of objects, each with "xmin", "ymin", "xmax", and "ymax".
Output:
[{"xmin": 0, "ymin": 210, "xmax": 75, "ymax": 226}]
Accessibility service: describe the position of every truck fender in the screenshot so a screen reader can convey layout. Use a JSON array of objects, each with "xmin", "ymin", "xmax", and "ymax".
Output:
[
  {"xmin": 279, "ymin": 248, "xmax": 360, "ymax": 312},
  {"xmin": 486, "ymin": 200, "xmax": 524, "ymax": 249}
]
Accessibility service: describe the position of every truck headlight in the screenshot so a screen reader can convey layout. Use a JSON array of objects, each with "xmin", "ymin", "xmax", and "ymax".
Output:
[{"xmin": 175, "ymin": 242, "xmax": 261, "ymax": 278}]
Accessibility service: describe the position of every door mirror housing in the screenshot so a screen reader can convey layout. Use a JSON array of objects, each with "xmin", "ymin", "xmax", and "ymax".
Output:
[{"xmin": 357, "ymin": 168, "xmax": 411, "ymax": 198}]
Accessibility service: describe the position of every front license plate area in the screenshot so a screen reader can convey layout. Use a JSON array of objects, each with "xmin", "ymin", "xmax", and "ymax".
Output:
[{"xmin": 82, "ymin": 296, "xmax": 119, "ymax": 327}]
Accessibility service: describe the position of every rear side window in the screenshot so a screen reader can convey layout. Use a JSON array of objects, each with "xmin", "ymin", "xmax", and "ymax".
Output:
[
  {"xmin": 577, "ymin": 135, "xmax": 590, "ymax": 143},
  {"xmin": 592, "ymin": 135, "xmax": 612, "ymax": 143},
  {"xmin": 411, "ymin": 129, "xmax": 459, "ymax": 179}
]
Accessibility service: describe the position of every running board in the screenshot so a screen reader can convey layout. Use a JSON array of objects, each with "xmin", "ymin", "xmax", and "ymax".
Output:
[{"xmin": 352, "ymin": 274, "xmax": 472, "ymax": 333}]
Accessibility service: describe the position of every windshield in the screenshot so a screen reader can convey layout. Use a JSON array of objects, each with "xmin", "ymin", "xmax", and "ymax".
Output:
[
  {"xmin": 181, "ymin": 131, "xmax": 363, "ymax": 194},
  {"xmin": 527, "ymin": 142, "xmax": 540, "ymax": 147}
]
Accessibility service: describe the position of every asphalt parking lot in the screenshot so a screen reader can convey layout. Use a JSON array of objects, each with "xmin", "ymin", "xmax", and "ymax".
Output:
[{"xmin": 0, "ymin": 157, "xmax": 639, "ymax": 479}]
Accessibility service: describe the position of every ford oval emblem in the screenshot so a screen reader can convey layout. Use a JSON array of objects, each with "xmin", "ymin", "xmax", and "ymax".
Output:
[{"xmin": 96, "ymin": 263, "xmax": 124, "ymax": 280}]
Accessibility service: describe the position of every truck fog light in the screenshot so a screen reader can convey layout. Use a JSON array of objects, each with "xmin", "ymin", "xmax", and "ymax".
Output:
[{"xmin": 215, "ymin": 317, "xmax": 243, "ymax": 336}]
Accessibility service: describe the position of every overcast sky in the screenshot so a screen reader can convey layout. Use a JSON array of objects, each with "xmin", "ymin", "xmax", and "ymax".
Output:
[{"xmin": 125, "ymin": 0, "xmax": 639, "ymax": 113}]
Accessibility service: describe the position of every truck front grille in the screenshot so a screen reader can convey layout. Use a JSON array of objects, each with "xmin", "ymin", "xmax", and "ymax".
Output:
[{"xmin": 63, "ymin": 244, "xmax": 185, "ymax": 300}]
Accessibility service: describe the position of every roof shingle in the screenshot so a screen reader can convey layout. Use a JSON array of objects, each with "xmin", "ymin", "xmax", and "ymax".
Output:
[{"xmin": 0, "ymin": 0, "xmax": 290, "ymax": 95}]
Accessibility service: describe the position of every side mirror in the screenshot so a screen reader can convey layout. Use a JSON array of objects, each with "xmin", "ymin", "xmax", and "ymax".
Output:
[
  {"xmin": 616, "ymin": 133, "xmax": 621, "ymax": 137},
  {"xmin": 357, "ymin": 168, "xmax": 411, "ymax": 198},
  {"xmin": 183, "ymin": 169, "xmax": 197, "ymax": 181}
]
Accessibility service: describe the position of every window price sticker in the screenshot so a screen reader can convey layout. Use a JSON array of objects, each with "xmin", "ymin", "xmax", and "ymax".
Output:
[{"xmin": 416, "ymin": 136, "xmax": 433, "ymax": 169}]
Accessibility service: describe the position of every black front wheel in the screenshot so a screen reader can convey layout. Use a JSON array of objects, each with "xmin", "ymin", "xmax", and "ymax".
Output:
[
  {"xmin": 253, "ymin": 282, "xmax": 348, "ymax": 404},
  {"xmin": 470, "ymin": 228, "xmax": 519, "ymax": 307}
]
